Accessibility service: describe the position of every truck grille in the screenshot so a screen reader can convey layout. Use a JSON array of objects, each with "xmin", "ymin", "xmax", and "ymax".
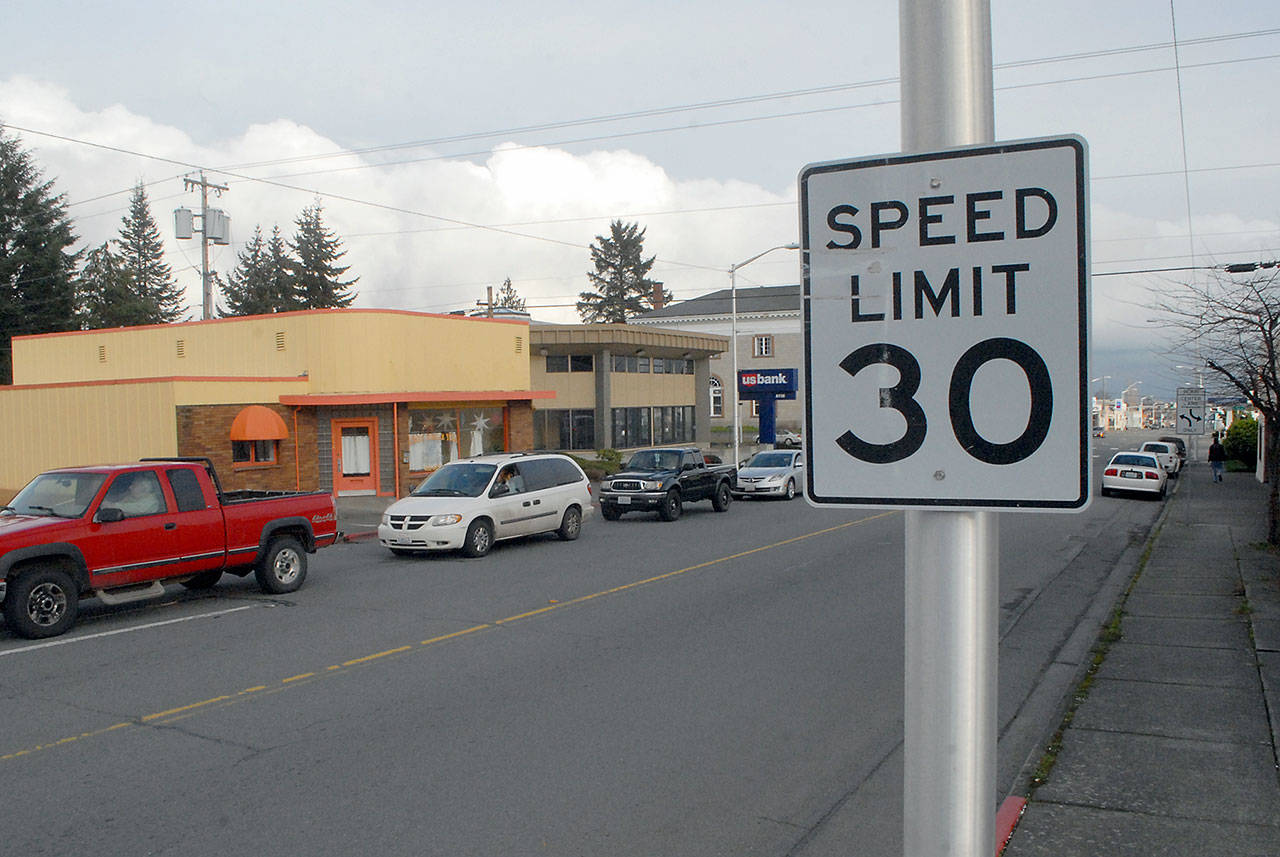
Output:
[
  {"xmin": 386, "ymin": 514, "xmax": 431, "ymax": 531},
  {"xmin": 610, "ymin": 480, "xmax": 643, "ymax": 491}
]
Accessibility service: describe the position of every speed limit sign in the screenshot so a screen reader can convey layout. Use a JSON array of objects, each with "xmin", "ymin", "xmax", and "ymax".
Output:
[{"xmin": 800, "ymin": 136, "xmax": 1090, "ymax": 509}]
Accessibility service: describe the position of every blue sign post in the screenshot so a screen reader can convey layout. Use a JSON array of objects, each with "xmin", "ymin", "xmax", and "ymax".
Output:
[{"xmin": 738, "ymin": 368, "xmax": 798, "ymax": 446}]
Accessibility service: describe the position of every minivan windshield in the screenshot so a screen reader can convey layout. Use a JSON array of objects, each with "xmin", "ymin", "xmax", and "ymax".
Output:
[
  {"xmin": 411, "ymin": 463, "xmax": 496, "ymax": 498},
  {"xmin": 5, "ymin": 472, "xmax": 107, "ymax": 518}
]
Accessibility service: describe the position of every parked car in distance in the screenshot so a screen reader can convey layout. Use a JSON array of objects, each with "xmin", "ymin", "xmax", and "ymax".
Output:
[
  {"xmin": 1101, "ymin": 451, "xmax": 1167, "ymax": 499},
  {"xmin": 1092, "ymin": 426, "xmax": 1106, "ymax": 437},
  {"xmin": 733, "ymin": 449, "xmax": 804, "ymax": 500},
  {"xmin": 378, "ymin": 453, "xmax": 592, "ymax": 558},
  {"xmin": 1157, "ymin": 435, "xmax": 1187, "ymax": 465},
  {"xmin": 1139, "ymin": 441, "xmax": 1181, "ymax": 476},
  {"xmin": 1, "ymin": 458, "xmax": 337, "ymax": 639},
  {"xmin": 754, "ymin": 429, "xmax": 802, "ymax": 449}
]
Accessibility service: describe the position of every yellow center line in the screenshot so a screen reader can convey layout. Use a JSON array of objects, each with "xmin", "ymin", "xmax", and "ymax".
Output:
[
  {"xmin": 142, "ymin": 696, "xmax": 232, "ymax": 722},
  {"xmin": 3, "ymin": 512, "xmax": 892, "ymax": 762}
]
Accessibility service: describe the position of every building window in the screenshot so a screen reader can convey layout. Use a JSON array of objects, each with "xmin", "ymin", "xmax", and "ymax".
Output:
[
  {"xmin": 233, "ymin": 440, "xmax": 278, "ymax": 464},
  {"xmin": 611, "ymin": 407, "xmax": 652, "ymax": 449},
  {"xmin": 229, "ymin": 405, "xmax": 289, "ymax": 469},
  {"xmin": 653, "ymin": 406, "xmax": 696, "ymax": 444},
  {"xmin": 408, "ymin": 407, "xmax": 505, "ymax": 471},
  {"xmin": 533, "ymin": 409, "xmax": 596, "ymax": 451},
  {"xmin": 753, "ymin": 335, "xmax": 774, "ymax": 357},
  {"xmin": 546, "ymin": 354, "xmax": 594, "ymax": 373},
  {"xmin": 710, "ymin": 377, "xmax": 724, "ymax": 418}
]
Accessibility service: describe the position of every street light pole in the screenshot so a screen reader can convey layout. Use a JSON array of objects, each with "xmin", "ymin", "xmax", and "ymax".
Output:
[{"xmin": 729, "ymin": 243, "xmax": 799, "ymax": 468}]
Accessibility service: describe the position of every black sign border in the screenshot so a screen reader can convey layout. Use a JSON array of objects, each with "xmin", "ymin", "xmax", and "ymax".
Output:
[{"xmin": 799, "ymin": 136, "xmax": 1090, "ymax": 510}]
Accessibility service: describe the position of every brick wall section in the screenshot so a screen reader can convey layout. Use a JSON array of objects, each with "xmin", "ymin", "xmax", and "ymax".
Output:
[
  {"xmin": 508, "ymin": 402, "xmax": 533, "ymax": 452},
  {"xmin": 177, "ymin": 404, "xmax": 320, "ymax": 493}
]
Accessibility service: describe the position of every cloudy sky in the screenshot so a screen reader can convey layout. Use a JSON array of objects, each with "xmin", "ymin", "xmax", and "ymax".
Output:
[{"xmin": 2, "ymin": 1, "xmax": 1277, "ymax": 398}]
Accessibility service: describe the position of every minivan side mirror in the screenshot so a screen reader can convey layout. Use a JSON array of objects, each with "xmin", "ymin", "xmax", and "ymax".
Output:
[{"xmin": 490, "ymin": 483, "xmax": 511, "ymax": 498}]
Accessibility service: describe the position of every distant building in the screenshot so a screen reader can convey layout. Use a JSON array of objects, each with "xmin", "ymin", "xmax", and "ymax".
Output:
[{"xmin": 633, "ymin": 284, "xmax": 803, "ymax": 442}]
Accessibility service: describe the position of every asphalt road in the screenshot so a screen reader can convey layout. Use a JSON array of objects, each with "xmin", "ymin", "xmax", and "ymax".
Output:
[{"xmin": 0, "ymin": 434, "xmax": 1168, "ymax": 856}]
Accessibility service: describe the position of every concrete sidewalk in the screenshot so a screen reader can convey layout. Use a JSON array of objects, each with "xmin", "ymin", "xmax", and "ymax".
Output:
[{"xmin": 1003, "ymin": 461, "xmax": 1280, "ymax": 855}]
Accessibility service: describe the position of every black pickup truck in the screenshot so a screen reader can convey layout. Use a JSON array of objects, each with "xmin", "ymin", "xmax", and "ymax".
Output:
[{"xmin": 598, "ymin": 447, "xmax": 736, "ymax": 521}]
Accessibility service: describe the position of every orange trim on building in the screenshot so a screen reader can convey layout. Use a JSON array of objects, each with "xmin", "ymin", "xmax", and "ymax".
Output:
[
  {"xmin": 278, "ymin": 390, "xmax": 556, "ymax": 405},
  {"xmin": 12, "ymin": 307, "xmax": 530, "ymax": 342},
  {"xmin": 2, "ymin": 375, "xmax": 307, "ymax": 391}
]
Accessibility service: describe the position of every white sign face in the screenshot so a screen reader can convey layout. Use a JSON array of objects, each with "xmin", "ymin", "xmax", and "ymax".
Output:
[
  {"xmin": 1176, "ymin": 387, "xmax": 1207, "ymax": 435},
  {"xmin": 800, "ymin": 136, "xmax": 1090, "ymax": 509}
]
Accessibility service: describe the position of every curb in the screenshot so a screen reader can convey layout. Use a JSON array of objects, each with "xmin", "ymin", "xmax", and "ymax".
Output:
[{"xmin": 339, "ymin": 530, "xmax": 379, "ymax": 543}]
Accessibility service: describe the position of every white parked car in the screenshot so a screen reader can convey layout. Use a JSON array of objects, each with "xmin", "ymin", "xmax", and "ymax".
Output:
[
  {"xmin": 378, "ymin": 453, "xmax": 593, "ymax": 557},
  {"xmin": 733, "ymin": 449, "xmax": 804, "ymax": 500},
  {"xmin": 1139, "ymin": 441, "xmax": 1181, "ymax": 476},
  {"xmin": 754, "ymin": 429, "xmax": 802, "ymax": 449},
  {"xmin": 1101, "ymin": 451, "xmax": 1167, "ymax": 499}
]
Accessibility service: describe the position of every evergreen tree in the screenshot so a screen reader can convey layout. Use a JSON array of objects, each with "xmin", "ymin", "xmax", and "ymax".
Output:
[
  {"xmin": 287, "ymin": 200, "xmax": 357, "ymax": 309},
  {"xmin": 116, "ymin": 182, "xmax": 184, "ymax": 323},
  {"xmin": 494, "ymin": 277, "xmax": 526, "ymax": 312},
  {"xmin": 577, "ymin": 220, "xmax": 670, "ymax": 323},
  {"xmin": 265, "ymin": 226, "xmax": 297, "ymax": 311},
  {"xmin": 0, "ymin": 127, "xmax": 79, "ymax": 383},
  {"xmin": 220, "ymin": 225, "xmax": 292, "ymax": 316},
  {"xmin": 76, "ymin": 242, "xmax": 151, "ymax": 328}
]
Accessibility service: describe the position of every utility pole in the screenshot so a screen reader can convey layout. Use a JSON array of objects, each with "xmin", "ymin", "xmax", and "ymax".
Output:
[{"xmin": 176, "ymin": 172, "xmax": 230, "ymax": 320}]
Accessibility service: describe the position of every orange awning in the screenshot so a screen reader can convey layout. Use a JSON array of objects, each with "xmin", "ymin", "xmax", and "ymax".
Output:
[{"xmin": 230, "ymin": 405, "xmax": 289, "ymax": 441}]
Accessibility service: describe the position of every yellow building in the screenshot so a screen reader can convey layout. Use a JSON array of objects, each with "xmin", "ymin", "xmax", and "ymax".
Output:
[
  {"xmin": 1, "ymin": 309, "xmax": 540, "ymax": 501},
  {"xmin": 0, "ymin": 310, "xmax": 727, "ymax": 502}
]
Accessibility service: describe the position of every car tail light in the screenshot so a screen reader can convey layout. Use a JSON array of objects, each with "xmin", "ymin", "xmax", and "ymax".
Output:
[
  {"xmin": 1145, "ymin": 471, "xmax": 1160, "ymax": 480},
  {"xmin": 1104, "ymin": 468, "xmax": 1118, "ymax": 476},
  {"xmin": 587, "ymin": 484, "xmax": 593, "ymax": 496}
]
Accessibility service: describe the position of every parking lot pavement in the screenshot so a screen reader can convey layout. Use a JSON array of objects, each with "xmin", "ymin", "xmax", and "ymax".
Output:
[{"xmin": 1002, "ymin": 462, "xmax": 1280, "ymax": 856}]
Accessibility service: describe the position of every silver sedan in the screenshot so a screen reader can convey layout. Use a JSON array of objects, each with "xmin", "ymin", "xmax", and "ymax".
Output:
[{"xmin": 733, "ymin": 450, "xmax": 804, "ymax": 500}]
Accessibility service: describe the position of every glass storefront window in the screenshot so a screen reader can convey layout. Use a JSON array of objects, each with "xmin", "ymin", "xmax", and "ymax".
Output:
[{"xmin": 408, "ymin": 407, "xmax": 505, "ymax": 472}]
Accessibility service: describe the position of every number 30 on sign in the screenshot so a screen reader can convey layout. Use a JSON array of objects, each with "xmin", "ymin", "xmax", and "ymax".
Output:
[{"xmin": 800, "ymin": 136, "xmax": 1091, "ymax": 510}]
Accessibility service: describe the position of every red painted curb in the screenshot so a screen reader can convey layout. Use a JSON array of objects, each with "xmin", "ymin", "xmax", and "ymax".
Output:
[
  {"xmin": 995, "ymin": 796, "xmax": 1027, "ymax": 856},
  {"xmin": 340, "ymin": 530, "xmax": 380, "ymax": 543}
]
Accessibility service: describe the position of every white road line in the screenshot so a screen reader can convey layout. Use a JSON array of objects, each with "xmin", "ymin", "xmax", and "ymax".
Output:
[{"xmin": 0, "ymin": 604, "xmax": 260, "ymax": 657}]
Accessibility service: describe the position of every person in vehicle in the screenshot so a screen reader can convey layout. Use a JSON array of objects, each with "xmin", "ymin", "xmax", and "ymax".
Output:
[{"xmin": 105, "ymin": 474, "xmax": 165, "ymax": 517}]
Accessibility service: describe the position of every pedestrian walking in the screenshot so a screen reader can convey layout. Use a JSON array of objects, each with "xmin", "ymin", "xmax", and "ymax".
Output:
[{"xmin": 1208, "ymin": 432, "xmax": 1227, "ymax": 482}]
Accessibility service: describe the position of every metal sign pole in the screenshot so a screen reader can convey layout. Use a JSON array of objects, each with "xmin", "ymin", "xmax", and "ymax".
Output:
[{"xmin": 900, "ymin": 3, "xmax": 997, "ymax": 856}]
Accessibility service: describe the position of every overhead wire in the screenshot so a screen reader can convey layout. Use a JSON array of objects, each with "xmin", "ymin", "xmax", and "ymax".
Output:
[{"xmin": 2, "ymin": 26, "xmax": 1277, "ymax": 302}]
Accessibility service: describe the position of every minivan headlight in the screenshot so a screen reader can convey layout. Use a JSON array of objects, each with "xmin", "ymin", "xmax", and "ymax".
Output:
[{"xmin": 428, "ymin": 514, "xmax": 463, "ymax": 526}]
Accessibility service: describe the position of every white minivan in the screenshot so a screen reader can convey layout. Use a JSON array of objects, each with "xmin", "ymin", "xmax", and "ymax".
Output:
[{"xmin": 378, "ymin": 453, "xmax": 594, "ymax": 557}]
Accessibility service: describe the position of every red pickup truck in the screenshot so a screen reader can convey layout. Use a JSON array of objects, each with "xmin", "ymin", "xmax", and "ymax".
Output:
[{"xmin": 0, "ymin": 458, "xmax": 338, "ymax": 639}]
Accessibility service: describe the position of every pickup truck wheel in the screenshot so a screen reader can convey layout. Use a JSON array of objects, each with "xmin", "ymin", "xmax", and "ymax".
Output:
[
  {"xmin": 556, "ymin": 506, "xmax": 582, "ymax": 541},
  {"xmin": 461, "ymin": 519, "xmax": 494, "ymax": 557},
  {"xmin": 181, "ymin": 570, "xmax": 223, "ymax": 590},
  {"xmin": 711, "ymin": 482, "xmax": 732, "ymax": 512},
  {"xmin": 4, "ymin": 568, "xmax": 79, "ymax": 639},
  {"xmin": 658, "ymin": 490, "xmax": 682, "ymax": 522},
  {"xmin": 256, "ymin": 536, "xmax": 307, "ymax": 594},
  {"xmin": 601, "ymin": 505, "xmax": 622, "ymax": 521}
]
